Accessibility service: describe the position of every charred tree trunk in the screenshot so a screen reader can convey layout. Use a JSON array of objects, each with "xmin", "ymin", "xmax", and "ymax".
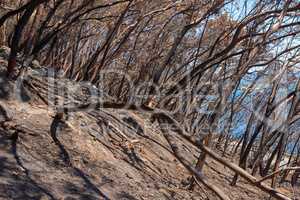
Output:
[
  {"xmin": 187, "ymin": 133, "xmax": 212, "ymax": 190},
  {"xmin": 231, "ymin": 113, "xmax": 254, "ymax": 186},
  {"xmin": 6, "ymin": 0, "xmax": 46, "ymax": 77},
  {"xmin": 280, "ymin": 134, "xmax": 299, "ymax": 183},
  {"xmin": 271, "ymin": 134, "xmax": 286, "ymax": 188}
]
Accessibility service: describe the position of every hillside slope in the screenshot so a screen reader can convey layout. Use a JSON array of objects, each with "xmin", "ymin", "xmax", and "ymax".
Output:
[{"xmin": 0, "ymin": 50, "xmax": 298, "ymax": 200}]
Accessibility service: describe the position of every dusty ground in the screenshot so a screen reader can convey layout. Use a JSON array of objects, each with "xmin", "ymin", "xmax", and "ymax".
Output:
[
  {"xmin": 0, "ymin": 51, "xmax": 298, "ymax": 200},
  {"xmin": 0, "ymin": 97, "xmax": 298, "ymax": 200}
]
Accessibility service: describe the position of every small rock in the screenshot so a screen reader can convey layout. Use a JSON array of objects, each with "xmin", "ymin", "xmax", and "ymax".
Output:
[
  {"xmin": 31, "ymin": 60, "xmax": 41, "ymax": 69},
  {"xmin": 125, "ymin": 173, "xmax": 134, "ymax": 179},
  {"xmin": 0, "ymin": 46, "xmax": 10, "ymax": 59}
]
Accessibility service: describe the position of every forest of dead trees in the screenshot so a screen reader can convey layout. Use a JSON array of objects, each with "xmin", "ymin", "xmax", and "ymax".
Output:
[{"xmin": 0, "ymin": 0, "xmax": 300, "ymax": 199}]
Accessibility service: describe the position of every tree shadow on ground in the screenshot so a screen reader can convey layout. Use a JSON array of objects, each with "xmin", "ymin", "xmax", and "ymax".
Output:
[
  {"xmin": 50, "ymin": 117, "xmax": 111, "ymax": 200},
  {"xmin": 0, "ymin": 74, "xmax": 10, "ymax": 99},
  {"xmin": 0, "ymin": 129, "xmax": 56, "ymax": 200}
]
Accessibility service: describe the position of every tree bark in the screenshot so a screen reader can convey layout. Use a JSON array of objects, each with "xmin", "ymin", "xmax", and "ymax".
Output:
[{"xmin": 6, "ymin": 0, "xmax": 46, "ymax": 77}]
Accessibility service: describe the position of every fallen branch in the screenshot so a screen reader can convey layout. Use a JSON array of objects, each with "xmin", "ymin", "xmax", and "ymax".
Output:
[
  {"xmin": 152, "ymin": 112, "xmax": 293, "ymax": 200},
  {"xmin": 257, "ymin": 167, "xmax": 300, "ymax": 183},
  {"xmin": 199, "ymin": 145, "xmax": 292, "ymax": 200},
  {"xmin": 24, "ymin": 80, "xmax": 49, "ymax": 105},
  {"xmin": 157, "ymin": 117, "xmax": 231, "ymax": 200}
]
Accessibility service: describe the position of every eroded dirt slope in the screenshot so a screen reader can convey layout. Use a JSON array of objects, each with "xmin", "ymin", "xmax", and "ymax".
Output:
[{"xmin": 0, "ymin": 53, "xmax": 298, "ymax": 200}]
